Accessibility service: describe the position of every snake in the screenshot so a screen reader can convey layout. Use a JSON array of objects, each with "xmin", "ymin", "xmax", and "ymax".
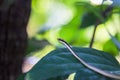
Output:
[{"xmin": 58, "ymin": 38, "xmax": 120, "ymax": 80}]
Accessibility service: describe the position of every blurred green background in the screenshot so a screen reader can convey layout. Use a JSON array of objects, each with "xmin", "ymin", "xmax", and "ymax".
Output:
[{"xmin": 23, "ymin": 0, "xmax": 120, "ymax": 73}]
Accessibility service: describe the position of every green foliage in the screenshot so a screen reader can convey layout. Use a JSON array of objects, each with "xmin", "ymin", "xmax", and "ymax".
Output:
[
  {"xmin": 22, "ymin": 0, "xmax": 120, "ymax": 80},
  {"xmin": 74, "ymin": 70, "xmax": 112, "ymax": 80},
  {"xmin": 103, "ymin": 39, "xmax": 119, "ymax": 56},
  {"xmin": 109, "ymin": 33, "xmax": 120, "ymax": 50},
  {"xmin": 80, "ymin": 12, "xmax": 98, "ymax": 28},
  {"xmin": 26, "ymin": 47, "xmax": 120, "ymax": 80},
  {"xmin": 26, "ymin": 39, "xmax": 49, "ymax": 54},
  {"xmin": 103, "ymin": 32, "xmax": 120, "ymax": 56}
]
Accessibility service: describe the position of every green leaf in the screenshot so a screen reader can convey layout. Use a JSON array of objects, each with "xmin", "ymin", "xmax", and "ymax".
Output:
[
  {"xmin": 76, "ymin": 2, "xmax": 104, "ymax": 21},
  {"xmin": 80, "ymin": 12, "xmax": 98, "ymax": 28},
  {"xmin": 74, "ymin": 69, "xmax": 114, "ymax": 80},
  {"xmin": 109, "ymin": 33, "xmax": 120, "ymax": 50},
  {"xmin": 103, "ymin": 39, "xmax": 119, "ymax": 56},
  {"xmin": 26, "ymin": 47, "xmax": 120, "ymax": 80},
  {"xmin": 46, "ymin": 75, "xmax": 69, "ymax": 80},
  {"xmin": 26, "ymin": 39, "xmax": 49, "ymax": 54}
]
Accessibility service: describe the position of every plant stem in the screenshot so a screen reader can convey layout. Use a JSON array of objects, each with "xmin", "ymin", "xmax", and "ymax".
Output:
[
  {"xmin": 89, "ymin": 20, "xmax": 100, "ymax": 48},
  {"xmin": 89, "ymin": 6, "xmax": 113, "ymax": 48}
]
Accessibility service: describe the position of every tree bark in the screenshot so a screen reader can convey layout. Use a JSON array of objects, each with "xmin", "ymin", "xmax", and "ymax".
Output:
[{"xmin": 0, "ymin": 0, "xmax": 31, "ymax": 80}]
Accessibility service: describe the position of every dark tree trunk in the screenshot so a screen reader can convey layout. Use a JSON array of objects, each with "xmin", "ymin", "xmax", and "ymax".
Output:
[{"xmin": 0, "ymin": 0, "xmax": 31, "ymax": 80}]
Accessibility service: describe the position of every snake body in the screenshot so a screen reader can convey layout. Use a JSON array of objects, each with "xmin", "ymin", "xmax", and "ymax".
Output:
[{"xmin": 58, "ymin": 38, "xmax": 120, "ymax": 80}]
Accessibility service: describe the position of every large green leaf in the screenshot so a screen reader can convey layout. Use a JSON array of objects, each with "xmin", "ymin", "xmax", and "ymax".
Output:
[
  {"xmin": 26, "ymin": 47, "xmax": 120, "ymax": 80},
  {"xmin": 74, "ymin": 69, "xmax": 113, "ymax": 80}
]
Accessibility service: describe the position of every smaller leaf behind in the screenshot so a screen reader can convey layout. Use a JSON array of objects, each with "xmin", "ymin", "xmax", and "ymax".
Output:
[
  {"xmin": 107, "ymin": 32, "xmax": 120, "ymax": 50},
  {"xmin": 103, "ymin": 39, "xmax": 119, "ymax": 56},
  {"xmin": 80, "ymin": 12, "xmax": 98, "ymax": 28}
]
